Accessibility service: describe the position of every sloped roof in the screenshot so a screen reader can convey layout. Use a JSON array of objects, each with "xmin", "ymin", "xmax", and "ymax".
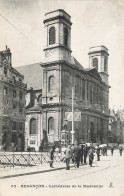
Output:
[
  {"xmin": 16, "ymin": 58, "xmax": 102, "ymax": 91},
  {"xmin": 71, "ymin": 57, "xmax": 101, "ymax": 80},
  {"xmin": 16, "ymin": 63, "xmax": 43, "ymax": 90},
  {"xmin": 85, "ymin": 67, "xmax": 101, "ymax": 80},
  {"xmin": 71, "ymin": 57, "xmax": 84, "ymax": 70}
]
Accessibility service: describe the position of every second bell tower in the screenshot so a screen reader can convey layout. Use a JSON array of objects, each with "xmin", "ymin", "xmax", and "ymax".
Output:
[
  {"xmin": 43, "ymin": 9, "xmax": 72, "ymax": 63},
  {"xmin": 88, "ymin": 46, "xmax": 109, "ymax": 84}
]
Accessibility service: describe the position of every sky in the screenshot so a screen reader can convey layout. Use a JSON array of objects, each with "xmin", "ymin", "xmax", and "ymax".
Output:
[{"xmin": 0, "ymin": 0, "xmax": 124, "ymax": 110}]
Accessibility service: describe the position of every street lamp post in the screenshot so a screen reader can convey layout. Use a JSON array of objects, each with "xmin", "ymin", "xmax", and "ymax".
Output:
[
  {"xmin": 63, "ymin": 118, "xmax": 68, "ymax": 146},
  {"xmin": 72, "ymin": 87, "xmax": 74, "ymax": 144}
]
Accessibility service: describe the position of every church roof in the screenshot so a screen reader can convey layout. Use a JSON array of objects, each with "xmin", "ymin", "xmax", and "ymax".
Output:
[
  {"xmin": 85, "ymin": 67, "xmax": 102, "ymax": 80},
  {"xmin": 16, "ymin": 58, "xmax": 102, "ymax": 91},
  {"xmin": 71, "ymin": 57, "xmax": 101, "ymax": 80},
  {"xmin": 16, "ymin": 62, "xmax": 43, "ymax": 90},
  {"xmin": 71, "ymin": 57, "xmax": 85, "ymax": 70}
]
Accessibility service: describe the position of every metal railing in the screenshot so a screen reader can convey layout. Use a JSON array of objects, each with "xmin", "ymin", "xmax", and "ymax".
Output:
[{"xmin": 0, "ymin": 152, "xmax": 62, "ymax": 168}]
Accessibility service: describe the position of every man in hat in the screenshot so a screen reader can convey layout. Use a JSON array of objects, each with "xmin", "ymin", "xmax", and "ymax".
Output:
[{"xmin": 49, "ymin": 146, "xmax": 55, "ymax": 168}]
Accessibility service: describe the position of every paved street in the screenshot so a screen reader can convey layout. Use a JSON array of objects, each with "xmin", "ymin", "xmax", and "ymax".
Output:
[{"xmin": 0, "ymin": 150, "xmax": 124, "ymax": 196}]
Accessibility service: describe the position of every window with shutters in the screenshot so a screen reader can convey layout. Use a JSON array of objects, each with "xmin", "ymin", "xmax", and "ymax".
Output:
[
  {"xmin": 30, "ymin": 118, "xmax": 36, "ymax": 135},
  {"xmin": 64, "ymin": 27, "xmax": 68, "ymax": 46},
  {"xmin": 93, "ymin": 58, "xmax": 98, "ymax": 70},
  {"xmin": 49, "ymin": 27, "xmax": 55, "ymax": 45}
]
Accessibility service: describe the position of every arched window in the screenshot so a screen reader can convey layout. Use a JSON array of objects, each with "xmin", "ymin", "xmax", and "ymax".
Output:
[
  {"xmin": 3, "ymin": 87, "xmax": 7, "ymax": 96},
  {"xmin": 64, "ymin": 27, "xmax": 68, "ymax": 46},
  {"xmin": 48, "ymin": 76, "xmax": 55, "ymax": 92},
  {"xmin": 93, "ymin": 58, "xmax": 98, "ymax": 70},
  {"xmin": 48, "ymin": 117, "xmax": 54, "ymax": 134},
  {"xmin": 49, "ymin": 27, "xmax": 55, "ymax": 45},
  {"xmin": 30, "ymin": 118, "xmax": 36, "ymax": 134},
  {"xmin": 104, "ymin": 58, "xmax": 107, "ymax": 72},
  {"xmin": 37, "ymin": 94, "xmax": 42, "ymax": 104}
]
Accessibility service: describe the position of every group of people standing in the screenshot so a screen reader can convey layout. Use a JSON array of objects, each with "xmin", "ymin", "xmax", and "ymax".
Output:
[
  {"xmin": 64, "ymin": 144, "xmax": 99, "ymax": 169},
  {"xmin": 49, "ymin": 144, "xmax": 90, "ymax": 169},
  {"xmin": 62, "ymin": 144, "xmax": 95, "ymax": 170},
  {"xmin": 49, "ymin": 143, "xmax": 123, "ymax": 169}
]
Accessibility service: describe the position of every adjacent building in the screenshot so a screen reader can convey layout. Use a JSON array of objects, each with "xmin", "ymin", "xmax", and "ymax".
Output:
[
  {"xmin": 108, "ymin": 109, "xmax": 124, "ymax": 144},
  {"xmin": 16, "ymin": 9, "xmax": 110, "ymax": 151},
  {"xmin": 0, "ymin": 47, "xmax": 27, "ymax": 151}
]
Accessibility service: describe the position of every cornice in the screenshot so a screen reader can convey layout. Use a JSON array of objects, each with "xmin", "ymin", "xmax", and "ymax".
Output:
[{"xmin": 43, "ymin": 15, "xmax": 72, "ymax": 26}]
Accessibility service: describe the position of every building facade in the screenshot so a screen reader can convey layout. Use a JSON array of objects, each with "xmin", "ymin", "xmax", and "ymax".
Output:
[
  {"xmin": 108, "ymin": 109, "xmax": 124, "ymax": 144},
  {"xmin": 0, "ymin": 47, "xmax": 27, "ymax": 151},
  {"xmin": 17, "ymin": 9, "xmax": 110, "ymax": 151}
]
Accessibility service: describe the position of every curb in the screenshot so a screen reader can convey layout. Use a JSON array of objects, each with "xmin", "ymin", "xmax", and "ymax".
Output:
[{"xmin": 0, "ymin": 165, "xmax": 74, "ymax": 179}]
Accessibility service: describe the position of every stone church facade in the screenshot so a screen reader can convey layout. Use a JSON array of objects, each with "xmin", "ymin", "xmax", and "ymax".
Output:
[{"xmin": 17, "ymin": 9, "xmax": 110, "ymax": 151}]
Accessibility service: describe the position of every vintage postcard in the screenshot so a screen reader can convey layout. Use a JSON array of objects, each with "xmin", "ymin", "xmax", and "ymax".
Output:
[{"xmin": 0, "ymin": 0, "xmax": 124, "ymax": 196}]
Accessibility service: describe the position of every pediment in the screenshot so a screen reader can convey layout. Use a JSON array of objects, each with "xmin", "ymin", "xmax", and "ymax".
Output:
[{"xmin": 87, "ymin": 68, "xmax": 101, "ymax": 80}]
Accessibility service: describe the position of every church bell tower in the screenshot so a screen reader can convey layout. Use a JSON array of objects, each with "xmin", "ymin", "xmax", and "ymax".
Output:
[
  {"xmin": 88, "ymin": 46, "xmax": 109, "ymax": 84},
  {"xmin": 43, "ymin": 9, "xmax": 72, "ymax": 63}
]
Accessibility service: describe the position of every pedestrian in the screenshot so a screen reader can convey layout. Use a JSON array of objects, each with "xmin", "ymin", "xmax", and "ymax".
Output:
[
  {"xmin": 80, "ymin": 145, "xmax": 84, "ymax": 164},
  {"xmin": 96, "ymin": 144, "xmax": 101, "ymax": 161},
  {"xmin": 119, "ymin": 147, "xmax": 123, "ymax": 156},
  {"xmin": 104, "ymin": 146, "xmax": 108, "ymax": 156},
  {"xmin": 88, "ymin": 147, "xmax": 94, "ymax": 167},
  {"xmin": 111, "ymin": 147, "xmax": 114, "ymax": 156},
  {"xmin": 102, "ymin": 146, "xmax": 107, "ymax": 156},
  {"xmin": 65, "ymin": 145, "xmax": 72, "ymax": 170},
  {"xmin": 70, "ymin": 144, "xmax": 75, "ymax": 163},
  {"xmin": 61, "ymin": 144, "xmax": 66, "ymax": 162},
  {"xmin": 83, "ymin": 144, "xmax": 88, "ymax": 164},
  {"xmin": 74, "ymin": 144, "xmax": 81, "ymax": 168},
  {"xmin": 49, "ymin": 146, "xmax": 55, "ymax": 168}
]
